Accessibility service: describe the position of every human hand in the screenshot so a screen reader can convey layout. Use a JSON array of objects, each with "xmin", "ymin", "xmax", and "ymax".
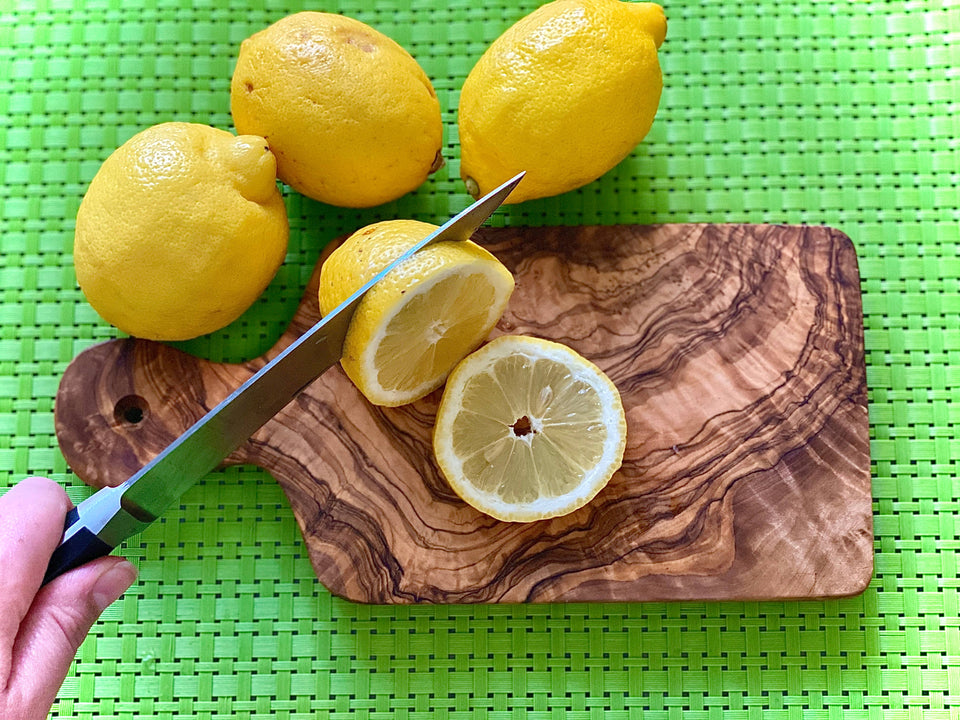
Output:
[{"xmin": 0, "ymin": 477, "xmax": 137, "ymax": 720}]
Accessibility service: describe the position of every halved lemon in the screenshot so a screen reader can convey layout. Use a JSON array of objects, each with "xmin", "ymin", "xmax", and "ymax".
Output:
[
  {"xmin": 319, "ymin": 219, "xmax": 514, "ymax": 406},
  {"xmin": 433, "ymin": 335, "xmax": 627, "ymax": 522}
]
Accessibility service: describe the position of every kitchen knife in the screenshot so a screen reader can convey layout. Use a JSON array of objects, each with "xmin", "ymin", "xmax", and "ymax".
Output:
[{"xmin": 42, "ymin": 171, "xmax": 525, "ymax": 586}]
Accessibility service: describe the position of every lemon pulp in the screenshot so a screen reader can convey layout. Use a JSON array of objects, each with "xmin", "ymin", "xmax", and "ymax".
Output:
[
  {"xmin": 374, "ymin": 272, "xmax": 502, "ymax": 395},
  {"xmin": 434, "ymin": 335, "xmax": 627, "ymax": 521}
]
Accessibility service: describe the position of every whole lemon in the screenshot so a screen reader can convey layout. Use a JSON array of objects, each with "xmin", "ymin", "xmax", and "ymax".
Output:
[
  {"xmin": 458, "ymin": 0, "xmax": 667, "ymax": 203},
  {"xmin": 74, "ymin": 122, "xmax": 289, "ymax": 341},
  {"xmin": 230, "ymin": 12, "xmax": 443, "ymax": 208}
]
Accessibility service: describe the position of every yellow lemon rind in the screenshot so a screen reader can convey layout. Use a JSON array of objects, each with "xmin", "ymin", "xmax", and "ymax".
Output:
[
  {"xmin": 230, "ymin": 12, "xmax": 442, "ymax": 208},
  {"xmin": 73, "ymin": 122, "xmax": 289, "ymax": 342},
  {"xmin": 457, "ymin": 0, "xmax": 666, "ymax": 204}
]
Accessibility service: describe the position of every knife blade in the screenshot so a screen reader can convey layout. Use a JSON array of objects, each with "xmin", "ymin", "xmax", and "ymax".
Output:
[{"xmin": 43, "ymin": 171, "xmax": 525, "ymax": 586}]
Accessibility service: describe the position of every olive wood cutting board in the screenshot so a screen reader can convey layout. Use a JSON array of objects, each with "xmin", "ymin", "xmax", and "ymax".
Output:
[{"xmin": 54, "ymin": 224, "xmax": 873, "ymax": 604}]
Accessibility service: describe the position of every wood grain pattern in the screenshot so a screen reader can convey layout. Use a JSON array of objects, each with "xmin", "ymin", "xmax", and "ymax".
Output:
[{"xmin": 54, "ymin": 224, "xmax": 873, "ymax": 604}]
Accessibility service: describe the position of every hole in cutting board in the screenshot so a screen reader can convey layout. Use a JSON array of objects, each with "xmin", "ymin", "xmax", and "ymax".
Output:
[{"xmin": 114, "ymin": 395, "xmax": 149, "ymax": 427}]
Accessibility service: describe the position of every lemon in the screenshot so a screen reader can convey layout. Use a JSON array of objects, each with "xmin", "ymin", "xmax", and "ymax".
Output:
[
  {"xmin": 73, "ymin": 122, "xmax": 289, "ymax": 341},
  {"xmin": 230, "ymin": 12, "xmax": 443, "ymax": 208},
  {"xmin": 319, "ymin": 220, "xmax": 514, "ymax": 406},
  {"xmin": 458, "ymin": 0, "xmax": 667, "ymax": 203},
  {"xmin": 433, "ymin": 335, "xmax": 627, "ymax": 522}
]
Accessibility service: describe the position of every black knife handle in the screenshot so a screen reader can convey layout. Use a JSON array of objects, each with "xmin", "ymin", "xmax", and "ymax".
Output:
[{"xmin": 42, "ymin": 507, "xmax": 115, "ymax": 586}]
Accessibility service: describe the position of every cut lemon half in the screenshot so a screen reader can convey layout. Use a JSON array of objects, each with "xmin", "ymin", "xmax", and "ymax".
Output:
[
  {"xmin": 319, "ymin": 220, "xmax": 514, "ymax": 406},
  {"xmin": 433, "ymin": 335, "xmax": 627, "ymax": 522}
]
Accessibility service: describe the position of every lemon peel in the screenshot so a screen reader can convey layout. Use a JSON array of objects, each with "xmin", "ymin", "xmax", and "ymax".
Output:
[
  {"xmin": 74, "ymin": 122, "xmax": 288, "ymax": 341},
  {"xmin": 231, "ymin": 12, "xmax": 443, "ymax": 208},
  {"xmin": 458, "ymin": 0, "xmax": 667, "ymax": 203}
]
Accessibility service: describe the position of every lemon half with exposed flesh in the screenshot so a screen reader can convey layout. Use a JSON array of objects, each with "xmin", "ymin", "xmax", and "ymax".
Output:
[
  {"xmin": 433, "ymin": 335, "xmax": 627, "ymax": 522},
  {"xmin": 319, "ymin": 220, "xmax": 514, "ymax": 406}
]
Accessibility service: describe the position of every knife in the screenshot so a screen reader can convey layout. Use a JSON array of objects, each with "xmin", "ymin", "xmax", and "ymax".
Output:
[{"xmin": 43, "ymin": 171, "xmax": 525, "ymax": 586}]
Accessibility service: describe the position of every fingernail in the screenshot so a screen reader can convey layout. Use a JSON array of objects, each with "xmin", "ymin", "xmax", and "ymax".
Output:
[{"xmin": 92, "ymin": 560, "xmax": 138, "ymax": 612}]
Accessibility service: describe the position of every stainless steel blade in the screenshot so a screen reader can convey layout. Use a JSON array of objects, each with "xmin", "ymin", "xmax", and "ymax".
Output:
[{"xmin": 105, "ymin": 171, "xmax": 524, "ymax": 536}]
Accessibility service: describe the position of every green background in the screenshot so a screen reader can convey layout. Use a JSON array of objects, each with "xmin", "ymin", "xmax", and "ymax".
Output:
[{"xmin": 2, "ymin": 0, "xmax": 958, "ymax": 717}]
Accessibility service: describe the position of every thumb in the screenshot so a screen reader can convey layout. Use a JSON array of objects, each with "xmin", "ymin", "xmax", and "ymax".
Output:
[{"xmin": 8, "ymin": 556, "xmax": 137, "ymax": 716}]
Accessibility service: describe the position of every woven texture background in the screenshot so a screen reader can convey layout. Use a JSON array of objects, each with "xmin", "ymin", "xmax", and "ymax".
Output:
[{"xmin": 2, "ymin": 0, "xmax": 958, "ymax": 717}]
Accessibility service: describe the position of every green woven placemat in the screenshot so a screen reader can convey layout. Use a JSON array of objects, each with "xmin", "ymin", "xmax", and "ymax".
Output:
[{"xmin": 2, "ymin": 0, "xmax": 958, "ymax": 717}]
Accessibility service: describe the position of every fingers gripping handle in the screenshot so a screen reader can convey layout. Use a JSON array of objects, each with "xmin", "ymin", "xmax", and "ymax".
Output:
[
  {"xmin": 42, "ymin": 507, "xmax": 115, "ymax": 586},
  {"xmin": 42, "ymin": 484, "xmax": 150, "ymax": 586}
]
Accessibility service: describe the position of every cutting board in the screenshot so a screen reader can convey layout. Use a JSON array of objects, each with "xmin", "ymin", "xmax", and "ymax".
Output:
[{"xmin": 54, "ymin": 224, "xmax": 873, "ymax": 604}]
